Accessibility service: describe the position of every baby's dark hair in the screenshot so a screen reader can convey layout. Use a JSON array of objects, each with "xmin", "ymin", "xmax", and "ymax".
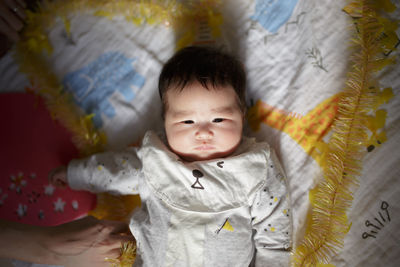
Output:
[{"xmin": 158, "ymin": 46, "xmax": 247, "ymax": 117}]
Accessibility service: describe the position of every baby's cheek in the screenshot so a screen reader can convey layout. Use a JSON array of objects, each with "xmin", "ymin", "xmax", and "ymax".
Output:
[
  {"xmin": 220, "ymin": 129, "xmax": 242, "ymax": 150},
  {"xmin": 168, "ymin": 131, "xmax": 191, "ymax": 152}
]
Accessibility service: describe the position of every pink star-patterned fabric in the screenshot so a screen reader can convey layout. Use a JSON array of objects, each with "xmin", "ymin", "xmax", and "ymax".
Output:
[{"xmin": 0, "ymin": 93, "xmax": 96, "ymax": 226}]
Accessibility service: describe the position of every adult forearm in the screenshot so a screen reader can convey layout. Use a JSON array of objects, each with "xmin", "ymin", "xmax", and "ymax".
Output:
[
  {"xmin": 1, "ymin": 216, "xmax": 135, "ymax": 267},
  {"xmin": 0, "ymin": 220, "xmax": 60, "ymax": 264}
]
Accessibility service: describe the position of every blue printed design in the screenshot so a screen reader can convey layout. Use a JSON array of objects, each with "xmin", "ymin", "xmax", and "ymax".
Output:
[
  {"xmin": 63, "ymin": 52, "xmax": 145, "ymax": 127},
  {"xmin": 251, "ymin": 0, "xmax": 299, "ymax": 33}
]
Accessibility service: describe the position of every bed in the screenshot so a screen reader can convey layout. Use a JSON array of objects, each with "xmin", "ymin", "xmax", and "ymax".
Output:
[{"xmin": 0, "ymin": 0, "xmax": 399, "ymax": 266}]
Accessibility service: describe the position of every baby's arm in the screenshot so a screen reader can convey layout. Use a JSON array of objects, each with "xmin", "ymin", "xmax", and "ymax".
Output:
[
  {"xmin": 54, "ymin": 148, "xmax": 142, "ymax": 195},
  {"xmin": 251, "ymin": 150, "xmax": 292, "ymax": 267}
]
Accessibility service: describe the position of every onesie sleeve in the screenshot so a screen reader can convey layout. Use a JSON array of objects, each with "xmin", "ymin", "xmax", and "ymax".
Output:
[
  {"xmin": 67, "ymin": 147, "xmax": 143, "ymax": 195},
  {"xmin": 250, "ymin": 149, "xmax": 292, "ymax": 267}
]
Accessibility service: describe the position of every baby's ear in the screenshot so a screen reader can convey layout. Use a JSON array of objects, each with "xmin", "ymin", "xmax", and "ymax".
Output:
[{"xmin": 242, "ymin": 111, "xmax": 247, "ymax": 123}]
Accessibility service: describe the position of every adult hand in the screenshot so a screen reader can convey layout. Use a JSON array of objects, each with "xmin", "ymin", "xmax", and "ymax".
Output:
[
  {"xmin": 0, "ymin": 216, "xmax": 135, "ymax": 267},
  {"xmin": 0, "ymin": 0, "xmax": 27, "ymax": 42},
  {"xmin": 42, "ymin": 216, "xmax": 135, "ymax": 267}
]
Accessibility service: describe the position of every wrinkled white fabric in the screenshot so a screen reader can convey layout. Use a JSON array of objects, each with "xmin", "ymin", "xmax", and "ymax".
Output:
[{"xmin": 68, "ymin": 131, "xmax": 292, "ymax": 266}]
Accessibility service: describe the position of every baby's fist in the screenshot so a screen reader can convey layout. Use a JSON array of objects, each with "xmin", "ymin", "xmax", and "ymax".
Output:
[{"xmin": 48, "ymin": 166, "xmax": 68, "ymax": 188}]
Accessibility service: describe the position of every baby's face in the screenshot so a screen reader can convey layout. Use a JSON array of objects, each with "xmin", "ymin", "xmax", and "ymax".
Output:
[{"xmin": 164, "ymin": 82, "xmax": 243, "ymax": 162}]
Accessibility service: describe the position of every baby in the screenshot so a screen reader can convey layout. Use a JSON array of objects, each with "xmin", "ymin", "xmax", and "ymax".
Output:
[{"xmin": 50, "ymin": 46, "xmax": 292, "ymax": 266}]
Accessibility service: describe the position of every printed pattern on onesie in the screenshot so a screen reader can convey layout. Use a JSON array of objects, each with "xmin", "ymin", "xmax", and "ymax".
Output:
[{"xmin": 250, "ymin": 150, "xmax": 292, "ymax": 251}]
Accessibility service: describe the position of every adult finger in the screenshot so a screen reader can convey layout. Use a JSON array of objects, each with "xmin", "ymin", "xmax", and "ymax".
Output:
[
  {"xmin": 106, "ymin": 220, "xmax": 131, "ymax": 234},
  {"xmin": 4, "ymin": 0, "xmax": 26, "ymax": 21},
  {"xmin": 94, "ymin": 236, "xmax": 135, "ymax": 259},
  {"xmin": 95, "ymin": 231, "xmax": 134, "ymax": 248},
  {"xmin": 0, "ymin": 2, "xmax": 23, "ymax": 31},
  {"xmin": 97, "ymin": 220, "xmax": 131, "ymax": 237},
  {"xmin": 0, "ymin": 16, "xmax": 19, "ymax": 41},
  {"xmin": 74, "ymin": 241, "xmax": 127, "ymax": 266},
  {"xmin": 110, "ymin": 233, "xmax": 136, "ymax": 245},
  {"xmin": 104, "ymin": 246, "xmax": 123, "ymax": 259}
]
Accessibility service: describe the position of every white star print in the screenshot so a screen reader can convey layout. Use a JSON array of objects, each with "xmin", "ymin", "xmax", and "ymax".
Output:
[
  {"xmin": 16, "ymin": 204, "xmax": 27, "ymax": 218},
  {"xmin": 71, "ymin": 200, "xmax": 79, "ymax": 210},
  {"xmin": 54, "ymin": 198, "xmax": 66, "ymax": 212},
  {"xmin": 44, "ymin": 184, "xmax": 55, "ymax": 196}
]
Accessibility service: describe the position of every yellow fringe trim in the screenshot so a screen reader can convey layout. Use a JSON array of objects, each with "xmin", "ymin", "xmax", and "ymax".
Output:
[
  {"xmin": 88, "ymin": 193, "xmax": 141, "ymax": 222},
  {"xmin": 292, "ymin": 0, "xmax": 398, "ymax": 266},
  {"xmin": 17, "ymin": 0, "xmax": 222, "ymax": 55},
  {"xmin": 105, "ymin": 241, "xmax": 137, "ymax": 267},
  {"xmin": 14, "ymin": 0, "xmax": 112, "ymax": 155}
]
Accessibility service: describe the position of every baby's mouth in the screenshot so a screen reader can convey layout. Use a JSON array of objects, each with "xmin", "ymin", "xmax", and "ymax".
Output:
[{"xmin": 194, "ymin": 144, "xmax": 215, "ymax": 151}]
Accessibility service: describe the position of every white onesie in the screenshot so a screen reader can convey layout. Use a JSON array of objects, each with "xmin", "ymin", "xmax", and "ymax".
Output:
[{"xmin": 68, "ymin": 131, "xmax": 292, "ymax": 266}]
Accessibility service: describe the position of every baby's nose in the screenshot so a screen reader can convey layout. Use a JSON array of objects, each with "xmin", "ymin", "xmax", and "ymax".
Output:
[{"xmin": 195, "ymin": 126, "xmax": 213, "ymax": 139}]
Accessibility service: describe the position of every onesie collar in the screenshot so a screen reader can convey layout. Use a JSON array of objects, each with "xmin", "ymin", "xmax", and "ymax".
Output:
[{"xmin": 138, "ymin": 131, "xmax": 270, "ymax": 212}]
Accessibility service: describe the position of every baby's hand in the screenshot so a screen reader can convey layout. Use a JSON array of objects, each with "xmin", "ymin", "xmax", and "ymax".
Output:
[{"xmin": 48, "ymin": 166, "xmax": 68, "ymax": 188}]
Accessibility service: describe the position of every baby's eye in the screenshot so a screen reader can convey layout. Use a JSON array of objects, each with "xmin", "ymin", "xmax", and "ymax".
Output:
[
  {"xmin": 182, "ymin": 120, "xmax": 194, "ymax": 124},
  {"xmin": 212, "ymin": 118, "xmax": 224, "ymax": 123}
]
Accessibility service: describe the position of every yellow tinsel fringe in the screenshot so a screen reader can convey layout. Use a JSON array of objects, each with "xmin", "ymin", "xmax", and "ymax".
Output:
[
  {"xmin": 17, "ymin": 0, "xmax": 222, "ymax": 55},
  {"xmin": 105, "ymin": 241, "xmax": 137, "ymax": 267},
  {"xmin": 292, "ymin": 0, "xmax": 398, "ymax": 266}
]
